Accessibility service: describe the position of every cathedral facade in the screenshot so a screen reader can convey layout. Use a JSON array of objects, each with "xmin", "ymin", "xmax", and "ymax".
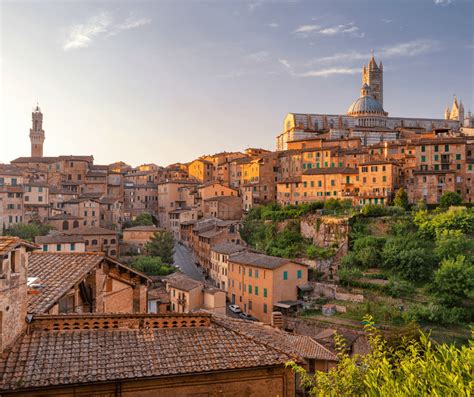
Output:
[{"xmin": 276, "ymin": 56, "xmax": 462, "ymax": 151}]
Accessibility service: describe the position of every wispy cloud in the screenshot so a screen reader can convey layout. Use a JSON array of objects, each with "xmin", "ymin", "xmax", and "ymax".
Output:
[
  {"xmin": 381, "ymin": 18, "xmax": 392, "ymax": 23},
  {"xmin": 293, "ymin": 22, "xmax": 364, "ymax": 38},
  {"xmin": 293, "ymin": 24, "xmax": 320, "ymax": 35},
  {"xmin": 278, "ymin": 59, "xmax": 292, "ymax": 69},
  {"xmin": 300, "ymin": 68, "xmax": 360, "ymax": 77},
  {"xmin": 248, "ymin": 0, "xmax": 265, "ymax": 12},
  {"xmin": 307, "ymin": 39, "xmax": 438, "ymax": 66},
  {"xmin": 381, "ymin": 39, "xmax": 438, "ymax": 57},
  {"xmin": 434, "ymin": 0, "xmax": 454, "ymax": 5},
  {"xmin": 285, "ymin": 39, "xmax": 439, "ymax": 78},
  {"xmin": 246, "ymin": 51, "xmax": 270, "ymax": 63},
  {"xmin": 107, "ymin": 15, "xmax": 151, "ymax": 37},
  {"xmin": 63, "ymin": 12, "xmax": 151, "ymax": 50},
  {"xmin": 266, "ymin": 22, "xmax": 279, "ymax": 28}
]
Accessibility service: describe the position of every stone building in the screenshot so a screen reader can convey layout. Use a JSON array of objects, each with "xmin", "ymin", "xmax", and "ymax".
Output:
[
  {"xmin": 227, "ymin": 251, "xmax": 309, "ymax": 323},
  {"xmin": 65, "ymin": 226, "xmax": 119, "ymax": 257},
  {"xmin": 210, "ymin": 242, "xmax": 247, "ymax": 290},
  {"xmin": 203, "ymin": 195, "xmax": 243, "ymax": 220},
  {"xmin": 27, "ymin": 251, "xmax": 149, "ymax": 315},
  {"xmin": 164, "ymin": 272, "xmax": 226, "ymax": 314},
  {"xmin": 0, "ymin": 237, "xmax": 37, "ymax": 352},
  {"xmin": 35, "ymin": 233, "xmax": 86, "ymax": 253},
  {"xmin": 276, "ymin": 56, "xmax": 461, "ymax": 151}
]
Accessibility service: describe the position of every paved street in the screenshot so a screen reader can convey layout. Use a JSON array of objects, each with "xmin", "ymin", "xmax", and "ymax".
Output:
[{"xmin": 173, "ymin": 242, "xmax": 205, "ymax": 281}]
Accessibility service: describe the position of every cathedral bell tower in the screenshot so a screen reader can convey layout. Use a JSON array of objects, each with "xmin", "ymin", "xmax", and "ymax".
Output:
[
  {"xmin": 362, "ymin": 53, "xmax": 383, "ymax": 106},
  {"xmin": 29, "ymin": 104, "xmax": 45, "ymax": 157}
]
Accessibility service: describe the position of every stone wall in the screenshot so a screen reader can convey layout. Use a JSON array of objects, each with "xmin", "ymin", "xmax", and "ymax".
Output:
[
  {"xmin": 300, "ymin": 215, "xmax": 350, "ymax": 247},
  {"xmin": 310, "ymin": 282, "xmax": 364, "ymax": 303}
]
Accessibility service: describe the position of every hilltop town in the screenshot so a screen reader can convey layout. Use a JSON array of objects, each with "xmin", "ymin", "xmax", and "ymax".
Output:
[{"xmin": 1, "ymin": 56, "xmax": 473, "ymax": 395}]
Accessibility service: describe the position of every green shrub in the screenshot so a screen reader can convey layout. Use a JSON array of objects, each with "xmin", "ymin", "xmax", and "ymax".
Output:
[
  {"xmin": 439, "ymin": 191, "xmax": 463, "ymax": 208},
  {"xmin": 131, "ymin": 256, "xmax": 176, "ymax": 276},
  {"xmin": 407, "ymin": 303, "xmax": 471, "ymax": 326},
  {"xmin": 384, "ymin": 278, "xmax": 415, "ymax": 298}
]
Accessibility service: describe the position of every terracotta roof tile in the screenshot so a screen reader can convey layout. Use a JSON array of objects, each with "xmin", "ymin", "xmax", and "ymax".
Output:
[
  {"xmin": 27, "ymin": 252, "xmax": 105, "ymax": 314},
  {"xmin": 0, "ymin": 237, "xmax": 37, "ymax": 256},
  {"xmin": 0, "ymin": 313, "xmax": 294, "ymax": 392}
]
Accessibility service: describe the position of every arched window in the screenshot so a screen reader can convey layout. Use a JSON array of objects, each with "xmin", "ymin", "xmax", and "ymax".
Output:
[
  {"xmin": 110, "ymin": 250, "xmax": 116, "ymax": 256},
  {"xmin": 111, "ymin": 239, "xmax": 116, "ymax": 244},
  {"xmin": 91, "ymin": 239, "xmax": 98, "ymax": 246},
  {"xmin": 85, "ymin": 240, "xmax": 89, "ymax": 246},
  {"xmin": 103, "ymin": 239, "xmax": 108, "ymax": 245},
  {"xmin": 73, "ymin": 220, "xmax": 79, "ymax": 228},
  {"xmin": 314, "ymin": 120, "xmax": 319, "ymax": 130},
  {"xmin": 62, "ymin": 220, "xmax": 69, "ymax": 230},
  {"xmin": 329, "ymin": 119, "xmax": 334, "ymax": 129}
]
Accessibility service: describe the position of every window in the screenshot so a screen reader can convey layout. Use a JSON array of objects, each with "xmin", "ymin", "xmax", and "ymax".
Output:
[
  {"xmin": 91, "ymin": 239, "xmax": 98, "ymax": 245},
  {"xmin": 263, "ymin": 303, "xmax": 267, "ymax": 313},
  {"xmin": 421, "ymin": 156, "xmax": 426, "ymax": 162},
  {"xmin": 457, "ymin": 164, "xmax": 461, "ymax": 170},
  {"xmin": 297, "ymin": 270, "xmax": 302, "ymax": 279},
  {"xmin": 445, "ymin": 145, "xmax": 449, "ymax": 152},
  {"xmin": 263, "ymin": 288, "xmax": 267, "ymax": 297},
  {"xmin": 249, "ymin": 269, "xmax": 252, "ymax": 277},
  {"xmin": 469, "ymin": 164, "xmax": 473, "ymax": 171},
  {"xmin": 456, "ymin": 154, "xmax": 461, "ymax": 160},
  {"xmin": 434, "ymin": 154, "xmax": 439, "ymax": 161},
  {"xmin": 249, "ymin": 300, "xmax": 252, "ymax": 310},
  {"xmin": 248, "ymin": 285, "xmax": 252, "ymax": 294},
  {"xmin": 421, "ymin": 146, "xmax": 426, "ymax": 152},
  {"xmin": 283, "ymin": 271, "xmax": 288, "ymax": 280},
  {"xmin": 111, "ymin": 239, "xmax": 116, "ymax": 244},
  {"xmin": 255, "ymin": 269, "xmax": 259, "ymax": 278},
  {"xmin": 382, "ymin": 176, "xmax": 387, "ymax": 182},
  {"xmin": 434, "ymin": 145, "xmax": 438, "ymax": 152},
  {"xmin": 255, "ymin": 286, "xmax": 259, "ymax": 296},
  {"xmin": 43, "ymin": 244, "xmax": 48, "ymax": 252},
  {"xmin": 70, "ymin": 243, "xmax": 75, "ymax": 251},
  {"xmin": 56, "ymin": 244, "xmax": 61, "ymax": 251}
]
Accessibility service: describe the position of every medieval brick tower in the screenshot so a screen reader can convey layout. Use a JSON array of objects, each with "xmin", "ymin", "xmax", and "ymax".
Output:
[
  {"xmin": 29, "ymin": 104, "xmax": 45, "ymax": 157},
  {"xmin": 362, "ymin": 54, "xmax": 383, "ymax": 106}
]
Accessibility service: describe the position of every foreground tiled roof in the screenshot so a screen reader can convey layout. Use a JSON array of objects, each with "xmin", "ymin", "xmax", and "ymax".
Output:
[
  {"xmin": 0, "ymin": 313, "xmax": 294, "ymax": 392},
  {"xmin": 210, "ymin": 312, "xmax": 337, "ymax": 362},
  {"xmin": 27, "ymin": 252, "xmax": 105, "ymax": 314}
]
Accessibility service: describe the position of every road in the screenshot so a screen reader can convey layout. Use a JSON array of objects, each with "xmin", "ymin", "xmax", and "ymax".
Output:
[{"xmin": 173, "ymin": 242, "xmax": 205, "ymax": 281}]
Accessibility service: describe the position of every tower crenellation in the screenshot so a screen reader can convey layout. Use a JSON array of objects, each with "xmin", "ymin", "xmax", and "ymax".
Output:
[{"xmin": 29, "ymin": 104, "xmax": 45, "ymax": 157}]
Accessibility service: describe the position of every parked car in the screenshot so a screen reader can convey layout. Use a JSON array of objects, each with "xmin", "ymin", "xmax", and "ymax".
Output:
[
  {"xmin": 228, "ymin": 304, "xmax": 241, "ymax": 313},
  {"xmin": 239, "ymin": 312, "xmax": 257, "ymax": 321}
]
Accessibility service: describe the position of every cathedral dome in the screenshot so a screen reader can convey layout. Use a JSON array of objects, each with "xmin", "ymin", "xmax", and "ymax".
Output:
[{"xmin": 347, "ymin": 95, "xmax": 385, "ymax": 116}]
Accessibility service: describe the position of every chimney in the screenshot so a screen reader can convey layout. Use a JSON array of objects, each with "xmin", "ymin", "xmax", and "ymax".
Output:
[{"xmin": 271, "ymin": 311, "xmax": 283, "ymax": 329}]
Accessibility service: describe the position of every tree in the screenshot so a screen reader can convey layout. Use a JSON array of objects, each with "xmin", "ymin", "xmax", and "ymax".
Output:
[
  {"xmin": 382, "ymin": 236, "xmax": 437, "ymax": 282},
  {"xmin": 393, "ymin": 187, "xmax": 409, "ymax": 210},
  {"xmin": 145, "ymin": 231, "xmax": 175, "ymax": 264},
  {"xmin": 131, "ymin": 256, "xmax": 175, "ymax": 276},
  {"xmin": 287, "ymin": 316, "xmax": 473, "ymax": 397},
  {"xmin": 6, "ymin": 222, "xmax": 54, "ymax": 242},
  {"xmin": 430, "ymin": 256, "xmax": 474, "ymax": 307},
  {"xmin": 132, "ymin": 213, "xmax": 154, "ymax": 226},
  {"xmin": 435, "ymin": 230, "xmax": 474, "ymax": 261},
  {"xmin": 439, "ymin": 191, "xmax": 462, "ymax": 208}
]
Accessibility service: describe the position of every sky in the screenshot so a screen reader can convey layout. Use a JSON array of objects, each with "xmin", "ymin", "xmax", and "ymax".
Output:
[{"xmin": 1, "ymin": 0, "xmax": 473, "ymax": 166}]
